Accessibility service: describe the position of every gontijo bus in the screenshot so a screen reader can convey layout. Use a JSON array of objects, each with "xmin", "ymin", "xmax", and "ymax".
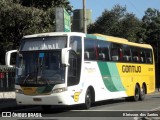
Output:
[{"xmin": 6, "ymin": 32, "xmax": 155, "ymax": 110}]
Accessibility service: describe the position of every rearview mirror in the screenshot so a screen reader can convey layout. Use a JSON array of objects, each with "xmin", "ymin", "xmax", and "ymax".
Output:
[
  {"xmin": 5, "ymin": 50, "xmax": 18, "ymax": 67},
  {"xmin": 61, "ymin": 47, "xmax": 71, "ymax": 66}
]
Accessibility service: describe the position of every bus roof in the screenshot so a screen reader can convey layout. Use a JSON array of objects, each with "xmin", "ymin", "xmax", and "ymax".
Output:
[
  {"xmin": 88, "ymin": 33, "xmax": 152, "ymax": 49},
  {"xmin": 23, "ymin": 32, "xmax": 85, "ymax": 39},
  {"xmin": 23, "ymin": 32, "xmax": 152, "ymax": 49}
]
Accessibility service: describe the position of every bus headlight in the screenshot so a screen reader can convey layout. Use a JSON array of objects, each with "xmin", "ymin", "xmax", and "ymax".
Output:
[
  {"xmin": 52, "ymin": 87, "xmax": 67, "ymax": 93},
  {"xmin": 15, "ymin": 89, "xmax": 23, "ymax": 94}
]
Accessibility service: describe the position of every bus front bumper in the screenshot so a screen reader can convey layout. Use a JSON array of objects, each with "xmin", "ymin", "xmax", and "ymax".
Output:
[{"xmin": 16, "ymin": 92, "xmax": 79, "ymax": 105}]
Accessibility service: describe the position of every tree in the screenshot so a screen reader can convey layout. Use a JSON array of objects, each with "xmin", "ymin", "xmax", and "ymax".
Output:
[
  {"xmin": 0, "ymin": 0, "xmax": 72, "ymax": 64},
  {"xmin": 119, "ymin": 13, "xmax": 142, "ymax": 42},
  {"xmin": 88, "ymin": 5, "xmax": 125, "ymax": 34},
  {"xmin": 142, "ymin": 8, "xmax": 160, "ymax": 43},
  {"xmin": 0, "ymin": 1, "xmax": 50, "ymax": 48},
  {"xmin": 18, "ymin": 0, "xmax": 72, "ymax": 13},
  {"xmin": 87, "ymin": 5, "xmax": 142, "ymax": 42},
  {"xmin": 142, "ymin": 8, "xmax": 160, "ymax": 85}
]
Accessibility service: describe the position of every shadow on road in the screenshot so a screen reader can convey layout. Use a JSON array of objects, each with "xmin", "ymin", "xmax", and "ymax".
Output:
[{"xmin": 40, "ymin": 98, "xmax": 127, "ymax": 114}]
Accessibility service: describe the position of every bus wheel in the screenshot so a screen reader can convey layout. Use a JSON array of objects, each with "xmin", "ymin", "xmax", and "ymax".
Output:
[
  {"xmin": 132, "ymin": 85, "xmax": 140, "ymax": 101},
  {"xmin": 41, "ymin": 105, "xmax": 52, "ymax": 112},
  {"xmin": 139, "ymin": 85, "xmax": 146, "ymax": 101},
  {"xmin": 84, "ymin": 89, "xmax": 92, "ymax": 109}
]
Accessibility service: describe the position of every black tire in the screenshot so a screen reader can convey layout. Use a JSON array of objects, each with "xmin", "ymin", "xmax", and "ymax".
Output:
[
  {"xmin": 131, "ymin": 85, "xmax": 140, "ymax": 101},
  {"xmin": 83, "ymin": 89, "xmax": 92, "ymax": 109},
  {"xmin": 139, "ymin": 85, "xmax": 146, "ymax": 101},
  {"xmin": 41, "ymin": 105, "xmax": 52, "ymax": 112}
]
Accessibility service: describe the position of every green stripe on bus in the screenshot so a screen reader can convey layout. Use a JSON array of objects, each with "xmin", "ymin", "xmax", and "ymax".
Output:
[
  {"xmin": 86, "ymin": 34, "xmax": 106, "ymax": 41},
  {"xmin": 97, "ymin": 62, "xmax": 125, "ymax": 92},
  {"xmin": 86, "ymin": 34, "xmax": 98, "ymax": 39},
  {"xmin": 107, "ymin": 63, "xmax": 125, "ymax": 91},
  {"xmin": 98, "ymin": 62, "xmax": 117, "ymax": 92}
]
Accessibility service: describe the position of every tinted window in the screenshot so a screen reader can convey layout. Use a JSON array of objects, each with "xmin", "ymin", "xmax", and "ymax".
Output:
[
  {"xmin": 21, "ymin": 36, "xmax": 67, "ymax": 51},
  {"xmin": 84, "ymin": 38, "xmax": 98, "ymax": 60},
  {"xmin": 84, "ymin": 38, "xmax": 153, "ymax": 64},
  {"xmin": 98, "ymin": 41, "xmax": 110, "ymax": 61},
  {"xmin": 146, "ymin": 49, "xmax": 153, "ymax": 64},
  {"xmin": 140, "ymin": 49, "xmax": 146, "ymax": 63},
  {"xmin": 122, "ymin": 45, "xmax": 131, "ymax": 62},
  {"xmin": 131, "ymin": 47, "xmax": 140, "ymax": 62},
  {"xmin": 70, "ymin": 36, "xmax": 82, "ymax": 57},
  {"xmin": 111, "ymin": 43, "xmax": 123, "ymax": 61}
]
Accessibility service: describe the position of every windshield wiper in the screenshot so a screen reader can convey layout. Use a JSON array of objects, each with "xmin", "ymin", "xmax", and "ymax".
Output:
[
  {"xmin": 23, "ymin": 72, "xmax": 36, "ymax": 84},
  {"xmin": 23, "ymin": 73, "xmax": 30, "ymax": 84}
]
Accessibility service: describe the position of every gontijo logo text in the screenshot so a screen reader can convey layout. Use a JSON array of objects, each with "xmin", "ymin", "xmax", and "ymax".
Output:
[{"xmin": 122, "ymin": 65, "xmax": 141, "ymax": 73}]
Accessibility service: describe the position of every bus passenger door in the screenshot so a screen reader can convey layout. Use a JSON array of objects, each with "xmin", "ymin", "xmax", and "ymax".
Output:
[
  {"xmin": 67, "ymin": 36, "xmax": 82, "ymax": 86},
  {"xmin": 67, "ymin": 50, "xmax": 78, "ymax": 86}
]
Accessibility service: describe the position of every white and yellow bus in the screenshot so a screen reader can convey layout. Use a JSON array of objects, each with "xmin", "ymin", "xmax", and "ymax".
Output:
[{"xmin": 6, "ymin": 32, "xmax": 155, "ymax": 110}]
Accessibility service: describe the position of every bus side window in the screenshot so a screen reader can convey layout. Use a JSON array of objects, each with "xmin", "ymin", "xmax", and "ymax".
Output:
[
  {"xmin": 70, "ymin": 36, "xmax": 82, "ymax": 56},
  {"xmin": 131, "ymin": 47, "xmax": 140, "ymax": 63},
  {"xmin": 140, "ymin": 49, "xmax": 146, "ymax": 63},
  {"xmin": 122, "ymin": 45, "xmax": 131, "ymax": 62},
  {"xmin": 111, "ymin": 43, "xmax": 122, "ymax": 62},
  {"xmin": 146, "ymin": 50, "xmax": 153, "ymax": 64},
  {"xmin": 98, "ymin": 41, "xmax": 110, "ymax": 61},
  {"xmin": 111, "ymin": 48, "xmax": 119, "ymax": 61},
  {"xmin": 84, "ymin": 38, "xmax": 98, "ymax": 60}
]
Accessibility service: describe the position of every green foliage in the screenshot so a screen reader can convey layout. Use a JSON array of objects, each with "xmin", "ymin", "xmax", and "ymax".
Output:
[
  {"xmin": 88, "ymin": 5, "xmax": 125, "ymax": 34},
  {"xmin": 0, "ymin": 0, "xmax": 72, "ymax": 64},
  {"xmin": 19, "ymin": 0, "xmax": 72, "ymax": 13},
  {"xmin": 142, "ymin": 8, "xmax": 160, "ymax": 42},
  {"xmin": 88, "ymin": 5, "xmax": 142, "ymax": 42},
  {"xmin": 142, "ymin": 8, "xmax": 160, "ymax": 71},
  {"xmin": 119, "ymin": 13, "xmax": 142, "ymax": 42},
  {"xmin": 0, "ymin": 1, "xmax": 51, "ymax": 48}
]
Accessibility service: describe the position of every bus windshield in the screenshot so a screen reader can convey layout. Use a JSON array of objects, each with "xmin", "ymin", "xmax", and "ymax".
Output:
[
  {"xmin": 16, "ymin": 50, "xmax": 65, "ymax": 86},
  {"xmin": 20, "ymin": 36, "xmax": 67, "ymax": 51}
]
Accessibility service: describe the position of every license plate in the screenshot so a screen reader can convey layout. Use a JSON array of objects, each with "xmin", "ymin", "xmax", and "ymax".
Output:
[{"xmin": 33, "ymin": 98, "xmax": 42, "ymax": 102}]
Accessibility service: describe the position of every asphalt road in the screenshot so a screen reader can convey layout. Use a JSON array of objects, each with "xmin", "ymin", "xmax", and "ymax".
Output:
[{"xmin": 1, "ymin": 91, "xmax": 160, "ymax": 120}]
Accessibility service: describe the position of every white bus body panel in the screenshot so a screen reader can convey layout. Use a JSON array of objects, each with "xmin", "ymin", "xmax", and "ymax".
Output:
[{"xmin": 83, "ymin": 61, "xmax": 127, "ymax": 101}]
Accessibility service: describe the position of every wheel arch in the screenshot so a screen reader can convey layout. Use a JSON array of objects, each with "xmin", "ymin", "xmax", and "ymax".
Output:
[{"xmin": 136, "ymin": 83, "xmax": 140, "ymax": 89}]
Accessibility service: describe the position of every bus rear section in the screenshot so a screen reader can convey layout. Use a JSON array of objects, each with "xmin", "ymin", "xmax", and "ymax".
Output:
[{"xmin": 83, "ymin": 34, "xmax": 155, "ymax": 103}]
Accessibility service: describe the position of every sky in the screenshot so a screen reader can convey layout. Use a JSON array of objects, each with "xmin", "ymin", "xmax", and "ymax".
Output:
[{"xmin": 69, "ymin": 0, "xmax": 160, "ymax": 21}]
